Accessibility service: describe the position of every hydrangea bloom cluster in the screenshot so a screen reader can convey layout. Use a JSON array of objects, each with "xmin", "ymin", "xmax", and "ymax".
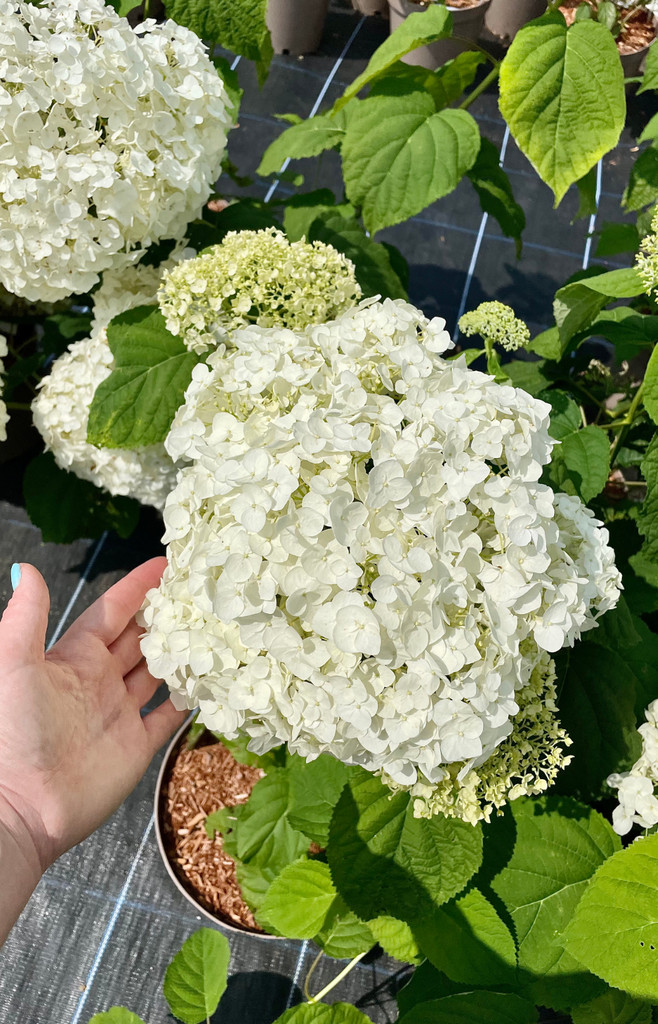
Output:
[
  {"xmin": 32, "ymin": 257, "xmax": 189, "ymax": 507},
  {"xmin": 394, "ymin": 648, "xmax": 572, "ymax": 823},
  {"xmin": 608, "ymin": 700, "xmax": 658, "ymax": 835},
  {"xmin": 636, "ymin": 209, "xmax": 658, "ymax": 296},
  {"xmin": 141, "ymin": 298, "xmax": 621, "ymax": 821},
  {"xmin": 158, "ymin": 228, "xmax": 362, "ymax": 353},
  {"xmin": 0, "ymin": 0, "xmax": 232, "ymax": 302},
  {"xmin": 0, "ymin": 333, "xmax": 8, "ymax": 443},
  {"xmin": 459, "ymin": 301, "xmax": 530, "ymax": 353}
]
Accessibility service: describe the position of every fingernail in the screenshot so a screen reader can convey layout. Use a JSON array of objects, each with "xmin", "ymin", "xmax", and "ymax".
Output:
[{"xmin": 10, "ymin": 564, "xmax": 21, "ymax": 592}]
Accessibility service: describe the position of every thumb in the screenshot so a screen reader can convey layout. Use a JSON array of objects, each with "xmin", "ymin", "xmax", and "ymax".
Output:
[{"xmin": 0, "ymin": 563, "xmax": 50, "ymax": 667}]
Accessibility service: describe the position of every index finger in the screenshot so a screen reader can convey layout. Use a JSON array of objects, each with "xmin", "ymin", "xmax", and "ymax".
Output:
[{"xmin": 58, "ymin": 556, "xmax": 167, "ymax": 649}]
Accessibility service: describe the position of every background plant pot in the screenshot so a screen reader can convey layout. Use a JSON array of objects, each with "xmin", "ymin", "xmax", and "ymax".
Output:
[
  {"xmin": 387, "ymin": 0, "xmax": 491, "ymax": 68},
  {"xmin": 484, "ymin": 0, "xmax": 546, "ymax": 42},
  {"xmin": 266, "ymin": 0, "xmax": 330, "ymax": 54},
  {"xmin": 619, "ymin": 23, "xmax": 656, "ymax": 80},
  {"xmin": 154, "ymin": 719, "xmax": 282, "ymax": 940},
  {"xmin": 351, "ymin": 0, "xmax": 389, "ymax": 16}
]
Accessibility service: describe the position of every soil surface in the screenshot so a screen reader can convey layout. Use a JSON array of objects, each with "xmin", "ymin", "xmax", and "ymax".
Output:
[
  {"xmin": 160, "ymin": 733, "xmax": 264, "ymax": 931},
  {"xmin": 559, "ymin": 1, "xmax": 656, "ymax": 53}
]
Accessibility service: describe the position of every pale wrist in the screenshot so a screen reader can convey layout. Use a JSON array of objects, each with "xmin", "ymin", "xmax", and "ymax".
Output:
[{"xmin": 0, "ymin": 790, "xmax": 45, "ymax": 945}]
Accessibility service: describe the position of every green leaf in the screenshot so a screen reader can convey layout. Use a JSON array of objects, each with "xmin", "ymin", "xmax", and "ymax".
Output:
[
  {"xmin": 565, "ymin": 835, "xmax": 658, "ymax": 1001},
  {"xmin": 499, "ymin": 13, "xmax": 625, "ymax": 204},
  {"xmin": 334, "ymin": 4, "xmax": 453, "ymax": 110},
  {"xmin": 342, "ymin": 93, "xmax": 480, "ymax": 234},
  {"xmin": 104, "ymin": 0, "xmax": 140, "ymax": 14},
  {"xmin": 315, "ymin": 900, "xmax": 375, "ymax": 959},
  {"xmin": 503, "ymin": 359, "xmax": 553, "ymax": 397},
  {"xmin": 595, "ymin": 222, "xmax": 641, "ymax": 258},
  {"xmin": 397, "ymin": 961, "xmax": 473, "ymax": 1018},
  {"xmin": 528, "ymin": 326, "xmax": 561, "ymax": 360},
  {"xmin": 639, "ymin": 40, "xmax": 658, "ymax": 93},
  {"xmin": 572, "ymin": 990, "xmax": 653, "ymax": 1024},
  {"xmin": 309, "ymin": 208, "xmax": 409, "ymax": 301},
  {"xmin": 258, "ymin": 110, "xmax": 347, "ymax": 177},
  {"xmin": 261, "ymin": 859, "xmax": 337, "ymax": 939},
  {"xmin": 398, "ymin": 991, "xmax": 538, "ymax": 1024},
  {"xmin": 630, "ymin": 435, "xmax": 658, "ymax": 587},
  {"xmin": 23, "ymin": 453, "xmax": 139, "ymax": 544},
  {"xmin": 163, "ymin": 928, "xmax": 230, "ymax": 1024},
  {"xmin": 274, "ymin": 1005, "xmax": 373, "ymax": 1024},
  {"xmin": 369, "ymin": 52, "xmax": 485, "ymax": 109},
  {"xmin": 163, "ymin": 0, "xmax": 272, "ymax": 85},
  {"xmin": 643, "ymin": 344, "xmax": 658, "ymax": 424},
  {"xmin": 576, "ymin": 267, "xmax": 644, "ymax": 298},
  {"xmin": 233, "ymin": 769, "xmax": 308, "ymax": 868},
  {"xmin": 89, "ymin": 1011, "xmax": 145, "ymax": 1024},
  {"xmin": 86, "ymin": 306, "xmax": 202, "ymax": 449},
  {"xmin": 592, "ymin": 309, "xmax": 658, "ymax": 361},
  {"xmin": 328, "ymin": 770, "xmax": 482, "ymax": 925},
  {"xmin": 554, "ymin": 640, "xmax": 642, "ymax": 800},
  {"xmin": 492, "ymin": 796, "xmax": 620, "ymax": 1012},
  {"xmin": 41, "ymin": 312, "xmax": 93, "ymax": 358},
  {"xmin": 575, "ymin": 166, "xmax": 599, "ymax": 220},
  {"xmin": 639, "ymin": 111, "xmax": 658, "ymax": 144},
  {"xmin": 554, "ymin": 282, "xmax": 610, "ymax": 352},
  {"xmin": 466, "ymin": 137, "xmax": 525, "ymax": 256},
  {"xmin": 542, "ymin": 389, "xmax": 582, "ymax": 441},
  {"xmin": 414, "ymin": 888, "xmax": 517, "ymax": 988},
  {"xmin": 212, "ymin": 55, "xmax": 242, "ymax": 122},
  {"xmin": 283, "ymin": 189, "xmax": 340, "ymax": 240},
  {"xmin": 367, "ymin": 915, "xmax": 421, "ymax": 964},
  {"xmin": 624, "ymin": 144, "xmax": 658, "ymax": 212},
  {"xmin": 547, "ymin": 423, "xmax": 611, "ymax": 502},
  {"xmin": 288, "ymin": 754, "xmax": 350, "ymax": 845}
]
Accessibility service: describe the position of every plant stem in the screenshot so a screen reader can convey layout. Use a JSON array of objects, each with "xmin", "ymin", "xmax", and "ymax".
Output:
[
  {"xmin": 306, "ymin": 952, "xmax": 368, "ymax": 1004},
  {"xmin": 303, "ymin": 949, "xmax": 324, "ymax": 1002},
  {"xmin": 609, "ymin": 380, "xmax": 645, "ymax": 467},
  {"xmin": 6, "ymin": 402, "xmax": 31, "ymax": 411},
  {"xmin": 459, "ymin": 65, "xmax": 500, "ymax": 112}
]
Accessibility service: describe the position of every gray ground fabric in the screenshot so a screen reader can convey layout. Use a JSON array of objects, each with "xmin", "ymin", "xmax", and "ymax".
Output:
[{"xmin": 0, "ymin": 1, "xmax": 649, "ymax": 1020}]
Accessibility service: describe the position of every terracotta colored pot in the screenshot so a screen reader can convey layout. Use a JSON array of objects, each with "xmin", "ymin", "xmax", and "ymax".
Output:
[
  {"xmin": 387, "ymin": 0, "xmax": 492, "ymax": 68},
  {"xmin": 266, "ymin": 0, "xmax": 330, "ymax": 54},
  {"xmin": 154, "ymin": 719, "xmax": 282, "ymax": 940},
  {"xmin": 485, "ymin": 0, "xmax": 546, "ymax": 42},
  {"xmin": 352, "ymin": 0, "xmax": 389, "ymax": 16}
]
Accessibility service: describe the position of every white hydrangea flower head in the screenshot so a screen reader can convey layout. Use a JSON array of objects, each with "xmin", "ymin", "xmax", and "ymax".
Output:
[
  {"xmin": 0, "ymin": 0, "xmax": 232, "ymax": 302},
  {"xmin": 0, "ymin": 333, "xmax": 8, "ymax": 442},
  {"xmin": 32, "ymin": 251, "xmax": 193, "ymax": 507},
  {"xmin": 158, "ymin": 228, "xmax": 362, "ymax": 353},
  {"xmin": 141, "ymin": 299, "xmax": 621, "ymax": 818},
  {"xmin": 608, "ymin": 699, "xmax": 658, "ymax": 835}
]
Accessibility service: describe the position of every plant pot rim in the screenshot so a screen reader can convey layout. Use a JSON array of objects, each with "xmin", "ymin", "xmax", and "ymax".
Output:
[
  {"xmin": 153, "ymin": 716, "xmax": 283, "ymax": 941},
  {"xmin": 401, "ymin": 0, "xmax": 490, "ymax": 7}
]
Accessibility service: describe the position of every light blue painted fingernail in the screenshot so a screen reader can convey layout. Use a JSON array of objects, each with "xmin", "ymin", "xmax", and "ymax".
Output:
[{"xmin": 10, "ymin": 564, "xmax": 21, "ymax": 592}]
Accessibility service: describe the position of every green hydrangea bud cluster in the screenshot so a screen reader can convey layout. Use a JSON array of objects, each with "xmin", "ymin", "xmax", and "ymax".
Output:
[
  {"xmin": 459, "ymin": 300, "xmax": 531, "ymax": 353},
  {"xmin": 636, "ymin": 208, "xmax": 658, "ymax": 296},
  {"xmin": 383, "ymin": 647, "xmax": 572, "ymax": 825},
  {"xmin": 158, "ymin": 227, "xmax": 362, "ymax": 353}
]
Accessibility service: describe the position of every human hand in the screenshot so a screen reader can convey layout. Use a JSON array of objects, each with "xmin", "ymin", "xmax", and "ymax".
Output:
[{"xmin": 0, "ymin": 558, "xmax": 186, "ymax": 880}]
